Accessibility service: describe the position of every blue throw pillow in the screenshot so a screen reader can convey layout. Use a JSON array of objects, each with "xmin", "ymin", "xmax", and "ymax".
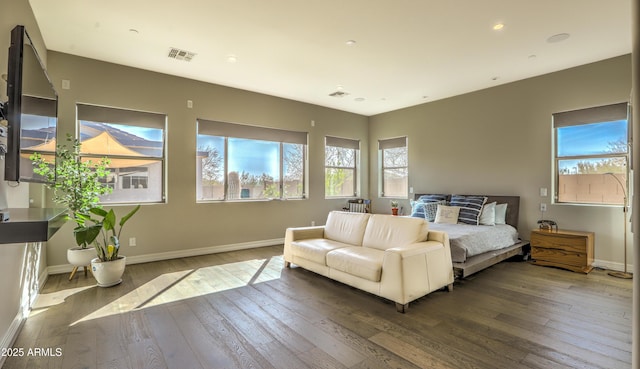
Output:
[
  {"xmin": 410, "ymin": 200, "xmax": 427, "ymax": 218},
  {"xmin": 418, "ymin": 194, "xmax": 448, "ymax": 203},
  {"xmin": 449, "ymin": 195, "xmax": 487, "ymax": 225}
]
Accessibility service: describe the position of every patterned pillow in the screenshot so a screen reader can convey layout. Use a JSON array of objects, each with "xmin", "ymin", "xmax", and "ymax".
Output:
[
  {"xmin": 449, "ymin": 195, "xmax": 487, "ymax": 225},
  {"xmin": 424, "ymin": 200, "xmax": 446, "ymax": 221},
  {"xmin": 417, "ymin": 194, "xmax": 448, "ymax": 203}
]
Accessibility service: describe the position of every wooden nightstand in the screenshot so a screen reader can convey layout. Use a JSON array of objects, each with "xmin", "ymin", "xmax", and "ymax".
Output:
[{"xmin": 530, "ymin": 229, "xmax": 595, "ymax": 273}]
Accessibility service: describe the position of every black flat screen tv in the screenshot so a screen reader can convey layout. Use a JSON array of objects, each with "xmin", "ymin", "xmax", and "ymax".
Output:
[{"xmin": 5, "ymin": 25, "xmax": 57, "ymax": 183}]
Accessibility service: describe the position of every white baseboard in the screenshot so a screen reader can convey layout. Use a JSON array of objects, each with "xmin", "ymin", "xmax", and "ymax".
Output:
[
  {"xmin": 47, "ymin": 238, "xmax": 284, "ymax": 275},
  {"xmin": 38, "ymin": 267, "xmax": 49, "ymax": 292},
  {"xmin": 1, "ymin": 250, "xmax": 51, "ymax": 367},
  {"xmin": 0, "ymin": 309, "xmax": 25, "ymax": 367},
  {"xmin": 593, "ymin": 259, "xmax": 634, "ymax": 273}
]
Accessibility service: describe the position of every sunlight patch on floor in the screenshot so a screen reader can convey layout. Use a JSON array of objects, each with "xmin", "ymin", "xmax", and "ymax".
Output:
[
  {"xmin": 70, "ymin": 256, "xmax": 283, "ymax": 325},
  {"xmin": 29, "ymin": 285, "xmax": 96, "ymax": 317}
]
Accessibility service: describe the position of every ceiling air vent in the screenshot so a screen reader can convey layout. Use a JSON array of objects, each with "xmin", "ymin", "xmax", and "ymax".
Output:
[
  {"xmin": 329, "ymin": 90, "xmax": 349, "ymax": 98},
  {"xmin": 168, "ymin": 47, "xmax": 196, "ymax": 62}
]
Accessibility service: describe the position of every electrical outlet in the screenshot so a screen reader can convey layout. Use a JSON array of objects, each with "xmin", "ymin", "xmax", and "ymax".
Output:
[
  {"xmin": 540, "ymin": 203, "xmax": 547, "ymax": 212},
  {"xmin": 129, "ymin": 237, "xmax": 136, "ymax": 247},
  {"xmin": 311, "ymin": 221, "xmax": 316, "ymax": 226}
]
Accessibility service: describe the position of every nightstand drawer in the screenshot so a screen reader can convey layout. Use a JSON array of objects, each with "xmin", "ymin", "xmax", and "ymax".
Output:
[
  {"xmin": 531, "ymin": 247, "xmax": 586, "ymax": 267},
  {"xmin": 530, "ymin": 233, "xmax": 587, "ymax": 252}
]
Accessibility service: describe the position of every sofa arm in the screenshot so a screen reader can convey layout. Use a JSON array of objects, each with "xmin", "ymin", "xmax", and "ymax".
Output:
[
  {"xmin": 283, "ymin": 226, "xmax": 325, "ymax": 265},
  {"xmin": 380, "ymin": 237, "xmax": 453, "ymax": 305},
  {"xmin": 284, "ymin": 226, "xmax": 325, "ymax": 243},
  {"xmin": 426, "ymin": 230, "xmax": 449, "ymax": 245}
]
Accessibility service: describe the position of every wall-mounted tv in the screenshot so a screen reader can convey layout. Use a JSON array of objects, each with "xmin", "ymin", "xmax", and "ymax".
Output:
[{"xmin": 4, "ymin": 25, "xmax": 57, "ymax": 182}]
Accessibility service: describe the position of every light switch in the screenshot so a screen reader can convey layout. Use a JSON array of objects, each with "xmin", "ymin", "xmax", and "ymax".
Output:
[{"xmin": 540, "ymin": 187, "xmax": 548, "ymax": 197}]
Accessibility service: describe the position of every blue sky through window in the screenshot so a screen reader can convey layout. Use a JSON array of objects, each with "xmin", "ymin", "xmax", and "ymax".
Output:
[
  {"xmin": 197, "ymin": 135, "xmax": 279, "ymax": 176},
  {"xmin": 557, "ymin": 119, "xmax": 627, "ymax": 173},
  {"xmin": 557, "ymin": 120, "xmax": 627, "ymax": 156}
]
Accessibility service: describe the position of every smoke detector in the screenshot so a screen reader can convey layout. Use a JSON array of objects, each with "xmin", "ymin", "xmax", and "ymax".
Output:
[
  {"xmin": 168, "ymin": 47, "xmax": 196, "ymax": 62},
  {"xmin": 329, "ymin": 90, "xmax": 350, "ymax": 98}
]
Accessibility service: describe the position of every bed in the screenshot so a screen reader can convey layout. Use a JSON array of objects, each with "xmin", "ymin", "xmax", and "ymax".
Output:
[{"xmin": 414, "ymin": 194, "xmax": 529, "ymax": 278}]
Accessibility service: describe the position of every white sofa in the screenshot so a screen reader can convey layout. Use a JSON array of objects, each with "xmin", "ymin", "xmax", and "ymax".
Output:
[{"xmin": 284, "ymin": 211, "xmax": 454, "ymax": 312}]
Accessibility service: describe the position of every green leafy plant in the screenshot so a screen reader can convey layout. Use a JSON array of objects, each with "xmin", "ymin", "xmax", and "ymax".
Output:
[
  {"xmin": 74, "ymin": 205, "xmax": 141, "ymax": 261},
  {"xmin": 31, "ymin": 134, "xmax": 112, "ymax": 248},
  {"xmin": 390, "ymin": 200, "xmax": 399, "ymax": 208}
]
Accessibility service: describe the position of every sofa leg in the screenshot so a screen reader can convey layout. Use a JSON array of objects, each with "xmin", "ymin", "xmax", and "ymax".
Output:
[
  {"xmin": 284, "ymin": 261, "xmax": 291, "ymax": 268},
  {"xmin": 395, "ymin": 302, "xmax": 408, "ymax": 313},
  {"xmin": 446, "ymin": 283, "xmax": 453, "ymax": 292}
]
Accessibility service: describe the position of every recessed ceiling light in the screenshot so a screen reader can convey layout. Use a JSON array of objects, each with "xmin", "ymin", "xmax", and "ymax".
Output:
[
  {"xmin": 491, "ymin": 76, "xmax": 500, "ymax": 81},
  {"xmin": 354, "ymin": 97, "xmax": 365, "ymax": 102},
  {"xmin": 226, "ymin": 55, "xmax": 238, "ymax": 63},
  {"xmin": 128, "ymin": 28, "xmax": 139, "ymax": 34},
  {"xmin": 493, "ymin": 23, "xmax": 504, "ymax": 31},
  {"xmin": 345, "ymin": 40, "xmax": 357, "ymax": 46},
  {"xmin": 547, "ymin": 33, "xmax": 570, "ymax": 43},
  {"xmin": 528, "ymin": 54, "xmax": 537, "ymax": 60}
]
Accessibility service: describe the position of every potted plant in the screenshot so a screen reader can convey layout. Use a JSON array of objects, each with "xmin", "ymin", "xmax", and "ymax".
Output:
[
  {"xmin": 75, "ymin": 205, "xmax": 140, "ymax": 287},
  {"xmin": 390, "ymin": 200, "xmax": 399, "ymax": 216},
  {"xmin": 31, "ymin": 134, "xmax": 112, "ymax": 279}
]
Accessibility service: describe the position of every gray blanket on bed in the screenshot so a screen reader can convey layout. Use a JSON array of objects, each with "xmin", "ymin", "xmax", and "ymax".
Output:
[{"xmin": 428, "ymin": 223, "xmax": 520, "ymax": 263}]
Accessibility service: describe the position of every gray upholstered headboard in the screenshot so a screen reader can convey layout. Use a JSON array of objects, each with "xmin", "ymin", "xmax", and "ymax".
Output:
[{"xmin": 414, "ymin": 194, "xmax": 520, "ymax": 229}]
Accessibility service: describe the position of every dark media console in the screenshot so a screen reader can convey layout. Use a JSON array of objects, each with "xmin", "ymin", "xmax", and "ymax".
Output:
[{"xmin": 0, "ymin": 208, "xmax": 66, "ymax": 244}]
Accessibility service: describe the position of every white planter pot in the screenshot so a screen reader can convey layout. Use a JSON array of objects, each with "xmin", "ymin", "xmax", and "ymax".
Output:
[
  {"xmin": 67, "ymin": 247, "xmax": 97, "ymax": 267},
  {"xmin": 91, "ymin": 256, "xmax": 126, "ymax": 287}
]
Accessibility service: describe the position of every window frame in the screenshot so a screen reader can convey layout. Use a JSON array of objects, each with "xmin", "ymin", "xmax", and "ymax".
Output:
[
  {"xmin": 196, "ymin": 119, "xmax": 308, "ymax": 202},
  {"xmin": 552, "ymin": 102, "xmax": 630, "ymax": 206},
  {"xmin": 324, "ymin": 136, "xmax": 360, "ymax": 199},
  {"xmin": 378, "ymin": 136, "xmax": 408, "ymax": 199},
  {"xmin": 77, "ymin": 103, "xmax": 167, "ymax": 205}
]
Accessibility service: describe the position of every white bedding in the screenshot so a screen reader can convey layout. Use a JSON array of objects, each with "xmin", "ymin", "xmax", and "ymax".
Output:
[{"xmin": 428, "ymin": 222, "xmax": 520, "ymax": 262}]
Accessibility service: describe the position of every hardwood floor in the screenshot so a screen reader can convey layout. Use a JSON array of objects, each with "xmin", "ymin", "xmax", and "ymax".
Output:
[{"xmin": 3, "ymin": 245, "xmax": 632, "ymax": 369}]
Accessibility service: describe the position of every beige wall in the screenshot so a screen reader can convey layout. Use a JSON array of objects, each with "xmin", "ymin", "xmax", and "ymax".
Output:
[
  {"xmin": 44, "ymin": 53, "xmax": 633, "ymax": 270},
  {"xmin": 43, "ymin": 51, "xmax": 369, "ymax": 266},
  {"xmin": 0, "ymin": 0, "xmax": 49, "ymax": 356},
  {"xmin": 369, "ymin": 55, "xmax": 632, "ymax": 269}
]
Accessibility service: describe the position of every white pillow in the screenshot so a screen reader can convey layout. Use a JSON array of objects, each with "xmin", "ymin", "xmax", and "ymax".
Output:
[
  {"xmin": 479, "ymin": 202, "xmax": 496, "ymax": 225},
  {"xmin": 434, "ymin": 205, "xmax": 460, "ymax": 224},
  {"xmin": 494, "ymin": 203, "xmax": 508, "ymax": 225}
]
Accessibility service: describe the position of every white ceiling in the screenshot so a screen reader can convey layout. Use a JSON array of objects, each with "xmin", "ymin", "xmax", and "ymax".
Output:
[{"xmin": 29, "ymin": 0, "xmax": 632, "ymax": 116}]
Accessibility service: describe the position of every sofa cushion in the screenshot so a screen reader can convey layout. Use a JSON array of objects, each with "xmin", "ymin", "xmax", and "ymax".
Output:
[
  {"xmin": 324, "ymin": 211, "xmax": 371, "ymax": 246},
  {"xmin": 289, "ymin": 238, "xmax": 352, "ymax": 265},
  {"xmin": 362, "ymin": 214, "xmax": 429, "ymax": 251},
  {"xmin": 326, "ymin": 247, "xmax": 384, "ymax": 282}
]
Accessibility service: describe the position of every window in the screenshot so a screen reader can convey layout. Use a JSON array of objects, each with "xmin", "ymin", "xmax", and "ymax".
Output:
[
  {"xmin": 325, "ymin": 136, "xmax": 359, "ymax": 198},
  {"xmin": 553, "ymin": 102, "xmax": 629, "ymax": 205},
  {"xmin": 379, "ymin": 136, "xmax": 408, "ymax": 198},
  {"xmin": 77, "ymin": 104, "xmax": 166, "ymax": 204},
  {"xmin": 197, "ymin": 119, "xmax": 307, "ymax": 201}
]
